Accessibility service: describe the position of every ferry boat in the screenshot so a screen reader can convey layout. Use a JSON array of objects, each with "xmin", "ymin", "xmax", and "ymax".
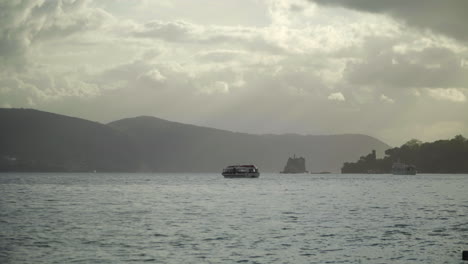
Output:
[
  {"xmin": 392, "ymin": 161, "xmax": 416, "ymax": 175},
  {"xmin": 222, "ymin": 165, "xmax": 260, "ymax": 178}
]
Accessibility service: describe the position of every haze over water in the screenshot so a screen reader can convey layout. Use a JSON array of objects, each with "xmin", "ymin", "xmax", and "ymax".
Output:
[{"xmin": 1, "ymin": 173, "xmax": 467, "ymax": 263}]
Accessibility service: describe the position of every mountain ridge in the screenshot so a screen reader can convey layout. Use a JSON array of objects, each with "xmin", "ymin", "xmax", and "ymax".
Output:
[
  {"xmin": 1, "ymin": 108, "xmax": 390, "ymax": 172},
  {"xmin": 108, "ymin": 114, "xmax": 390, "ymax": 172},
  {"xmin": 110, "ymin": 115, "xmax": 386, "ymax": 140}
]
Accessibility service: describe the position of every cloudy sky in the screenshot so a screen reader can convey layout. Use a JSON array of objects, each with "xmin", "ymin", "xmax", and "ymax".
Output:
[{"xmin": 1, "ymin": 0, "xmax": 467, "ymax": 146}]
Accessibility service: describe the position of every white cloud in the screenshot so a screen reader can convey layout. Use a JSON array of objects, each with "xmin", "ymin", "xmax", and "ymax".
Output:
[
  {"xmin": 138, "ymin": 69, "xmax": 166, "ymax": 83},
  {"xmin": 0, "ymin": 0, "xmax": 113, "ymax": 67},
  {"xmin": 380, "ymin": 94, "xmax": 395, "ymax": 104},
  {"xmin": 427, "ymin": 88, "xmax": 466, "ymax": 102},
  {"xmin": 328, "ymin": 92, "xmax": 345, "ymax": 101}
]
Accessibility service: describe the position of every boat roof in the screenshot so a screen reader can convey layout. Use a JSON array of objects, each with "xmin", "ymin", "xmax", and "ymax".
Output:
[{"xmin": 226, "ymin": 165, "xmax": 257, "ymax": 168}]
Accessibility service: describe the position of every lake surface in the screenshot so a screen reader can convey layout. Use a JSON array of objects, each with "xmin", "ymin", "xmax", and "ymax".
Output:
[{"xmin": 0, "ymin": 173, "xmax": 467, "ymax": 263}]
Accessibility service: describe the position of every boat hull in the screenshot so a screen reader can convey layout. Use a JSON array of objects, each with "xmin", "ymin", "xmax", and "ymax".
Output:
[
  {"xmin": 392, "ymin": 171, "xmax": 417, "ymax": 175},
  {"xmin": 223, "ymin": 173, "xmax": 259, "ymax": 178},
  {"xmin": 392, "ymin": 162, "xmax": 417, "ymax": 175}
]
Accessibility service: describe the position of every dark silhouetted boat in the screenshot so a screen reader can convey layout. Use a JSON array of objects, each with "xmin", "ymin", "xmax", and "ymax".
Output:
[
  {"xmin": 222, "ymin": 165, "xmax": 260, "ymax": 178},
  {"xmin": 392, "ymin": 161, "xmax": 416, "ymax": 175}
]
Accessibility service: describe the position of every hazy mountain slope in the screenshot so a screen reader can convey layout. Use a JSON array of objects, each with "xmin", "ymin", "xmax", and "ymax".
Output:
[
  {"xmin": 0, "ymin": 109, "xmax": 139, "ymax": 172},
  {"xmin": 109, "ymin": 116, "xmax": 390, "ymax": 172},
  {"xmin": 0, "ymin": 109, "xmax": 390, "ymax": 172}
]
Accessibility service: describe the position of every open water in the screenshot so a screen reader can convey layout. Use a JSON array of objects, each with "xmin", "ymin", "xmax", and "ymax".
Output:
[{"xmin": 0, "ymin": 173, "xmax": 467, "ymax": 264}]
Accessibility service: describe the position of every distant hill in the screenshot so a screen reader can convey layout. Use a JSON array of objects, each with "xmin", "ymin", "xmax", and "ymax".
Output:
[
  {"xmin": 0, "ymin": 108, "xmax": 139, "ymax": 172},
  {"xmin": 108, "ymin": 116, "xmax": 390, "ymax": 172},
  {"xmin": 0, "ymin": 108, "xmax": 390, "ymax": 172}
]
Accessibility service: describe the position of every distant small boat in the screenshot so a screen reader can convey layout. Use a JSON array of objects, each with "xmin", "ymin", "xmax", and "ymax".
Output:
[
  {"xmin": 392, "ymin": 161, "xmax": 416, "ymax": 175},
  {"xmin": 222, "ymin": 165, "xmax": 260, "ymax": 178}
]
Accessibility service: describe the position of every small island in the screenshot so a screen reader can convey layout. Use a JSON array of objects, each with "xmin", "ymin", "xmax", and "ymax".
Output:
[{"xmin": 281, "ymin": 155, "xmax": 308, "ymax": 174}]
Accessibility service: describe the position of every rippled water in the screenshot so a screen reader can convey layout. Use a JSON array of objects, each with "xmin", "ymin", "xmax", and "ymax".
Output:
[{"xmin": 1, "ymin": 173, "xmax": 467, "ymax": 263}]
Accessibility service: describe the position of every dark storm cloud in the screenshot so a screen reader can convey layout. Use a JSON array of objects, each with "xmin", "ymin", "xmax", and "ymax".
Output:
[
  {"xmin": 309, "ymin": 0, "xmax": 468, "ymax": 42},
  {"xmin": 0, "ymin": 0, "xmax": 109, "ymax": 68},
  {"xmin": 344, "ymin": 39, "xmax": 468, "ymax": 89}
]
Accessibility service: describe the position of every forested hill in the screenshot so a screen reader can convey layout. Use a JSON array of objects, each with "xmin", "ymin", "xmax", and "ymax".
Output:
[
  {"xmin": 342, "ymin": 136, "xmax": 468, "ymax": 173},
  {"xmin": 1, "ymin": 108, "xmax": 390, "ymax": 172},
  {"xmin": 0, "ymin": 108, "xmax": 140, "ymax": 172}
]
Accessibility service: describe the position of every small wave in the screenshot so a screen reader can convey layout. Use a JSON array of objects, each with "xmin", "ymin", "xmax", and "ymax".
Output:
[
  {"xmin": 367, "ymin": 243, "xmax": 386, "ymax": 247},
  {"xmin": 153, "ymin": 233, "xmax": 169, "ymax": 237},
  {"xmin": 383, "ymin": 229, "xmax": 412, "ymax": 237},
  {"xmin": 440, "ymin": 209, "xmax": 457, "ymax": 213},
  {"xmin": 33, "ymin": 241, "xmax": 51, "ymax": 248},
  {"xmin": 285, "ymin": 215, "xmax": 299, "ymax": 221},
  {"xmin": 281, "ymin": 211, "xmax": 298, "ymax": 215},
  {"xmin": 125, "ymin": 258, "xmax": 156, "ymax": 262},
  {"xmin": 393, "ymin": 224, "xmax": 410, "ymax": 228},
  {"xmin": 451, "ymin": 224, "xmax": 468, "ymax": 232},
  {"xmin": 369, "ymin": 206, "xmax": 389, "ymax": 210},
  {"xmin": 389, "ymin": 256, "xmax": 404, "ymax": 261},
  {"xmin": 320, "ymin": 248, "xmax": 343, "ymax": 253},
  {"xmin": 82, "ymin": 240, "xmax": 99, "ymax": 245},
  {"xmin": 203, "ymin": 237, "xmax": 228, "ymax": 241},
  {"xmin": 272, "ymin": 235, "xmax": 286, "ymax": 239},
  {"xmin": 428, "ymin": 230, "xmax": 450, "ymax": 237}
]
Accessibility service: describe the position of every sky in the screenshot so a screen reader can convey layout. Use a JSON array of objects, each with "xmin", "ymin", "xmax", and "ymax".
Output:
[{"xmin": 1, "ymin": 0, "xmax": 467, "ymax": 146}]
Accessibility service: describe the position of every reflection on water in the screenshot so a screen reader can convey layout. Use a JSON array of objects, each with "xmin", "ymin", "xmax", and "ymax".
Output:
[{"xmin": 1, "ymin": 173, "xmax": 467, "ymax": 263}]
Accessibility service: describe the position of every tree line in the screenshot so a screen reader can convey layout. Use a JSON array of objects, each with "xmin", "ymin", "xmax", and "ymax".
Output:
[{"xmin": 342, "ymin": 135, "xmax": 468, "ymax": 173}]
